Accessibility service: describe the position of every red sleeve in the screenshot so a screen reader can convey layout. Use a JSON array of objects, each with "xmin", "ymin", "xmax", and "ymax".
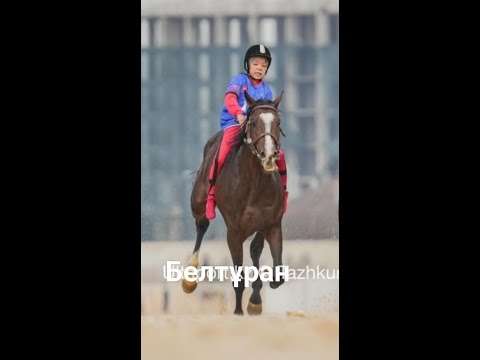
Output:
[{"xmin": 225, "ymin": 92, "xmax": 243, "ymax": 117}]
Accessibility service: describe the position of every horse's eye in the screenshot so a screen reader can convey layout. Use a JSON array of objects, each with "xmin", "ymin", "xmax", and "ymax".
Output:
[{"xmin": 251, "ymin": 122, "xmax": 256, "ymax": 127}]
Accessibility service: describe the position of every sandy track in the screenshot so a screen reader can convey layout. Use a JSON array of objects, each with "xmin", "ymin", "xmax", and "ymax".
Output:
[
  {"xmin": 142, "ymin": 240, "xmax": 339, "ymax": 359},
  {"xmin": 142, "ymin": 314, "xmax": 338, "ymax": 360}
]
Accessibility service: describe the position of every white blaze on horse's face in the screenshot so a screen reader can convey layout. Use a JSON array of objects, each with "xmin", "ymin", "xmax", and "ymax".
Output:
[{"xmin": 259, "ymin": 112, "xmax": 278, "ymax": 172}]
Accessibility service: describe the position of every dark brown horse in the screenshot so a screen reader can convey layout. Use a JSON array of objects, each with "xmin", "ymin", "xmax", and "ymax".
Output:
[{"xmin": 183, "ymin": 91, "xmax": 286, "ymax": 315}]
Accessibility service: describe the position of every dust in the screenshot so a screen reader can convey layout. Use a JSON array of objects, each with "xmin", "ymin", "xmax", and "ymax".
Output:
[{"xmin": 141, "ymin": 314, "xmax": 339, "ymax": 360}]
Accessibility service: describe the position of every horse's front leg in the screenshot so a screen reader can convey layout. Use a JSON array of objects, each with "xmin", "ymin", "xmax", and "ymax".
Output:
[
  {"xmin": 265, "ymin": 224, "xmax": 285, "ymax": 289},
  {"xmin": 248, "ymin": 232, "xmax": 265, "ymax": 315},
  {"xmin": 227, "ymin": 229, "xmax": 246, "ymax": 315}
]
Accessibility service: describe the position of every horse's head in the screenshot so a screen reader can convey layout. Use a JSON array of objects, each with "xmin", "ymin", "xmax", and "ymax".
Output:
[{"xmin": 243, "ymin": 90, "xmax": 284, "ymax": 172}]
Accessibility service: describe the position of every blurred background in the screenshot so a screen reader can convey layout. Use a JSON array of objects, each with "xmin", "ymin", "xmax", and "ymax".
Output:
[
  {"xmin": 141, "ymin": 0, "xmax": 339, "ymax": 242},
  {"xmin": 141, "ymin": 2, "xmax": 339, "ymax": 358}
]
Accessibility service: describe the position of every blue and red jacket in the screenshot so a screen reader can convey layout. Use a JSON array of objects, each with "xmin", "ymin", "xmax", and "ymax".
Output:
[{"xmin": 219, "ymin": 72, "xmax": 273, "ymax": 131}]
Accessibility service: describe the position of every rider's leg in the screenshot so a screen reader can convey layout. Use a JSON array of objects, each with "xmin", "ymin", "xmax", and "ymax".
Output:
[
  {"xmin": 275, "ymin": 150, "xmax": 288, "ymax": 214},
  {"xmin": 206, "ymin": 126, "xmax": 241, "ymax": 220}
]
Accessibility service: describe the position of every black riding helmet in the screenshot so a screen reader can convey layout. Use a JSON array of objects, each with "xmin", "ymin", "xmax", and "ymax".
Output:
[{"xmin": 244, "ymin": 44, "xmax": 272, "ymax": 73}]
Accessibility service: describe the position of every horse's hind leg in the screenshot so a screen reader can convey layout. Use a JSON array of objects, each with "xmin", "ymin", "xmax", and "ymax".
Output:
[
  {"xmin": 182, "ymin": 218, "xmax": 210, "ymax": 293},
  {"xmin": 247, "ymin": 232, "xmax": 265, "ymax": 315}
]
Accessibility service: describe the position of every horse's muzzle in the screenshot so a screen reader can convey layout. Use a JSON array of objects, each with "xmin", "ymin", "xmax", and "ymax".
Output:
[{"xmin": 261, "ymin": 157, "xmax": 278, "ymax": 172}]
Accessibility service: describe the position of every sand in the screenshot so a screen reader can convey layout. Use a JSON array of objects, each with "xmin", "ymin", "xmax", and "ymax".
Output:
[
  {"xmin": 141, "ymin": 239, "xmax": 339, "ymax": 360},
  {"xmin": 142, "ymin": 313, "xmax": 339, "ymax": 360}
]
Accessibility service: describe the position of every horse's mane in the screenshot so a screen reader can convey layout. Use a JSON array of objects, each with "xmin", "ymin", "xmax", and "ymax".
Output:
[{"xmin": 229, "ymin": 99, "xmax": 278, "ymax": 152}]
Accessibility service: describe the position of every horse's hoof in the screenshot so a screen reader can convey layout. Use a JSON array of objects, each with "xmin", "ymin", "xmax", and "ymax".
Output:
[
  {"xmin": 247, "ymin": 301, "xmax": 262, "ymax": 315},
  {"xmin": 270, "ymin": 280, "xmax": 284, "ymax": 289},
  {"xmin": 182, "ymin": 279, "xmax": 197, "ymax": 293}
]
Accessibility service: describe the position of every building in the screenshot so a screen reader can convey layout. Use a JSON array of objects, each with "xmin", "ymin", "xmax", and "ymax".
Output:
[{"xmin": 141, "ymin": 0, "xmax": 339, "ymax": 240}]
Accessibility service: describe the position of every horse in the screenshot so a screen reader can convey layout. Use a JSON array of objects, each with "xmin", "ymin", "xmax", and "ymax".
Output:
[{"xmin": 183, "ymin": 90, "xmax": 286, "ymax": 315}]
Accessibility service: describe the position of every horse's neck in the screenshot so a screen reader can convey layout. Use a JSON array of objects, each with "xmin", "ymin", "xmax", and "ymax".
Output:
[
  {"xmin": 228, "ymin": 145, "xmax": 282, "ymax": 206},
  {"xmin": 235, "ymin": 144, "xmax": 278, "ymax": 189},
  {"xmin": 236, "ymin": 145, "xmax": 261, "ymax": 178}
]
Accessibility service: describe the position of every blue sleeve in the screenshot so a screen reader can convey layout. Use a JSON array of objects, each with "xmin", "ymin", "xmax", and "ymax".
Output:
[
  {"xmin": 265, "ymin": 85, "xmax": 273, "ymax": 101},
  {"xmin": 225, "ymin": 74, "xmax": 246, "ymax": 97}
]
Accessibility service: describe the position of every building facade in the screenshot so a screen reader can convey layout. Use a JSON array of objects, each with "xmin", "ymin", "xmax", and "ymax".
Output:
[{"xmin": 141, "ymin": 0, "xmax": 339, "ymax": 240}]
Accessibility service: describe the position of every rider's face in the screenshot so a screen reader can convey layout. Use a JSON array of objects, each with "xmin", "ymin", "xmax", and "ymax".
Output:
[{"xmin": 248, "ymin": 57, "xmax": 268, "ymax": 81}]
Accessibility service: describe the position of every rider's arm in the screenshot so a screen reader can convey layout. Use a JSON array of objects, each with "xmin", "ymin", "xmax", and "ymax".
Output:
[{"xmin": 225, "ymin": 93, "xmax": 243, "ymax": 117}]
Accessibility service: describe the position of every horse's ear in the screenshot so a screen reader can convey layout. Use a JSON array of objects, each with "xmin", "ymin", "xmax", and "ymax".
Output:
[
  {"xmin": 273, "ymin": 90, "xmax": 284, "ymax": 109},
  {"xmin": 244, "ymin": 91, "xmax": 256, "ymax": 107}
]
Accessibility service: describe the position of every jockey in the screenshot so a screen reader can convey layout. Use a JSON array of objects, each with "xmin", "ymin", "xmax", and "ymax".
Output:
[{"xmin": 206, "ymin": 44, "xmax": 289, "ymax": 220}]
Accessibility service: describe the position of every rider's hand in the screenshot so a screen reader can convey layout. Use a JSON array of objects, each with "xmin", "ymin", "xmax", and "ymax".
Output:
[{"xmin": 237, "ymin": 114, "xmax": 246, "ymax": 126}]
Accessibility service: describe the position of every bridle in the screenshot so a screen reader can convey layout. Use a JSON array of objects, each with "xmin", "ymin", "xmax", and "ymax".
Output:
[{"xmin": 243, "ymin": 104, "xmax": 286, "ymax": 159}]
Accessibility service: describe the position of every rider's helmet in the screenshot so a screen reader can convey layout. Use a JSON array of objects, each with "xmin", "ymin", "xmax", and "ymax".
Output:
[{"xmin": 244, "ymin": 44, "xmax": 272, "ymax": 73}]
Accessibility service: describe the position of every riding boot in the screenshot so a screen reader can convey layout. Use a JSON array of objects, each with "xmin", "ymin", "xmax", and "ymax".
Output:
[
  {"xmin": 206, "ymin": 186, "xmax": 216, "ymax": 220},
  {"xmin": 275, "ymin": 150, "xmax": 288, "ymax": 214}
]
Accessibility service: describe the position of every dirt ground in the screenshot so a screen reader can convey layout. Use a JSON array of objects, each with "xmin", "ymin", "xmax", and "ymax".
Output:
[
  {"xmin": 141, "ymin": 313, "xmax": 338, "ymax": 360},
  {"xmin": 141, "ymin": 239, "xmax": 339, "ymax": 359}
]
